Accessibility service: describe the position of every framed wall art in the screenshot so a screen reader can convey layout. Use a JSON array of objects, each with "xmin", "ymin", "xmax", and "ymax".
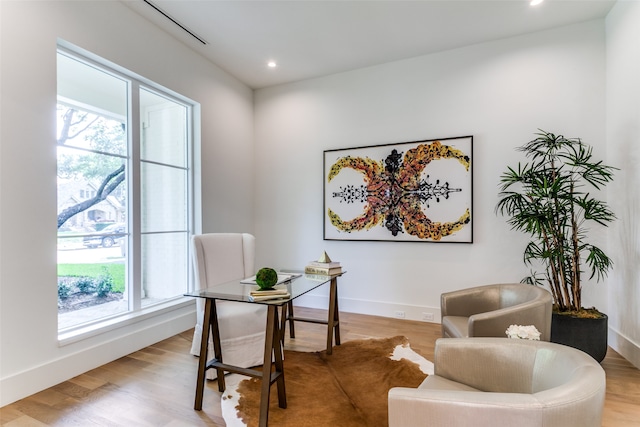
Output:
[{"xmin": 324, "ymin": 136, "xmax": 473, "ymax": 243}]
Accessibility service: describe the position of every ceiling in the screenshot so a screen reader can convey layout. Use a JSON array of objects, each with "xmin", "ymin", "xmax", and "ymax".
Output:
[{"xmin": 123, "ymin": 0, "xmax": 616, "ymax": 89}]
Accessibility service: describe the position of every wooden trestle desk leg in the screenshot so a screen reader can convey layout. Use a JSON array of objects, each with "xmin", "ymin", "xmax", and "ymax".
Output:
[
  {"xmin": 284, "ymin": 276, "xmax": 341, "ymax": 354},
  {"xmin": 279, "ymin": 303, "xmax": 293, "ymax": 347},
  {"xmin": 194, "ymin": 298, "xmax": 225, "ymax": 410},
  {"xmin": 326, "ymin": 276, "xmax": 341, "ymax": 355},
  {"xmin": 286, "ymin": 301, "xmax": 295, "ymax": 338},
  {"xmin": 259, "ymin": 305, "xmax": 287, "ymax": 427},
  {"xmin": 210, "ymin": 300, "xmax": 226, "ymax": 392}
]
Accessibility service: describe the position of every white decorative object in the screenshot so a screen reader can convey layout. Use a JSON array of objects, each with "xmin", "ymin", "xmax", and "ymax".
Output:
[{"xmin": 506, "ymin": 324, "xmax": 541, "ymax": 340}]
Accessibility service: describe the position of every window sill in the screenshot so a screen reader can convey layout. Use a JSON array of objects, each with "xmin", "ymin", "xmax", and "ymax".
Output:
[{"xmin": 58, "ymin": 297, "xmax": 195, "ymax": 346}]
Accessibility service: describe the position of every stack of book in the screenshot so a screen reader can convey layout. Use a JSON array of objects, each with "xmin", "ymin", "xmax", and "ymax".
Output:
[
  {"xmin": 304, "ymin": 251, "xmax": 342, "ymax": 275},
  {"xmin": 249, "ymin": 288, "xmax": 291, "ymax": 302}
]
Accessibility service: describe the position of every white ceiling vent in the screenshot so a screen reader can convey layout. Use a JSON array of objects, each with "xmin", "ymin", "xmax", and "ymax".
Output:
[{"xmin": 143, "ymin": 0, "xmax": 208, "ymax": 45}]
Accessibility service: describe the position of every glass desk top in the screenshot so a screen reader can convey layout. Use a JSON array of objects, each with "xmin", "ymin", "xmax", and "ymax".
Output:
[{"xmin": 185, "ymin": 272, "xmax": 344, "ymax": 306}]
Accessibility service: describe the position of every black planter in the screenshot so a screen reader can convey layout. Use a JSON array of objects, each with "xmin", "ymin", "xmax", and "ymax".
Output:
[{"xmin": 550, "ymin": 312, "xmax": 608, "ymax": 362}]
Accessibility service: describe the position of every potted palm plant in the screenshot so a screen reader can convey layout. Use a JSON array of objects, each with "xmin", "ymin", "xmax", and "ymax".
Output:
[{"xmin": 496, "ymin": 130, "xmax": 616, "ymax": 362}]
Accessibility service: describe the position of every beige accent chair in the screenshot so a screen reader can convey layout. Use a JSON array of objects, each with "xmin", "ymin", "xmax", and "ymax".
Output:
[
  {"xmin": 441, "ymin": 283, "xmax": 553, "ymax": 341},
  {"xmin": 190, "ymin": 233, "xmax": 266, "ymax": 379},
  {"xmin": 389, "ymin": 337, "xmax": 606, "ymax": 427}
]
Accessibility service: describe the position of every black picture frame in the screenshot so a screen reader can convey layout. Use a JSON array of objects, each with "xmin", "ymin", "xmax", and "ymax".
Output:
[{"xmin": 323, "ymin": 136, "xmax": 473, "ymax": 243}]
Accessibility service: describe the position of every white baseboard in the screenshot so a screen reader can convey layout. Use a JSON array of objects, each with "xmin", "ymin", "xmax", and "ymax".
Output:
[
  {"xmin": 0, "ymin": 305, "xmax": 196, "ymax": 407},
  {"xmin": 294, "ymin": 293, "xmax": 441, "ymax": 323},
  {"xmin": 608, "ymin": 327, "xmax": 640, "ymax": 369}
]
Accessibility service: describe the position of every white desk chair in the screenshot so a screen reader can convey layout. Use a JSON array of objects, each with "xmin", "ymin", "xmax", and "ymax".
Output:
[{"xmin": 190, "ymin": 233, "xmax": 266, "ymax": 379}]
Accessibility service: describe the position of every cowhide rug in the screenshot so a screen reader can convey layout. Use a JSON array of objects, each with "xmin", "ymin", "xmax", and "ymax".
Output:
[{"xmin": 220, "ymin": 336, "xmax": 433, "ymax": 427}]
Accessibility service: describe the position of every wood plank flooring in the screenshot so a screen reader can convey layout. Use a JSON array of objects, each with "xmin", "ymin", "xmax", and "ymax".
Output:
[{"xmin": 2, "ymin": 307, "xmax": 639, "ymax": 426}]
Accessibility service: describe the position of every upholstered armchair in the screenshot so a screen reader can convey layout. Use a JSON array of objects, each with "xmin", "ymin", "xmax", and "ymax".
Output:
[
  {"xmin": 190, "ymin": 233, "xmax": 267, "ymax": 379},
  {"xmin": 440, "ymin": 283, "xmax": 553, "ymax": 341},
  {"xmin": 388, "ymin": 337, "xmax": 606, "ymax": 427}
]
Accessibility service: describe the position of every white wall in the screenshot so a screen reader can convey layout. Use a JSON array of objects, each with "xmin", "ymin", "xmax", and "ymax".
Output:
[
  {"xmin": 254, "ymin": 21, "xmax": 609, "ymax": 323},
  {"xmin": 2, "ymin": 0, "xmax": 637, "ymax": 409},
  {"xmin": 0, "ymin": 0, "xmax": 254, "ymax": 406},
  {"xmin": 606, "ymin": 0, "xmax": 640, "ymax": 368}
]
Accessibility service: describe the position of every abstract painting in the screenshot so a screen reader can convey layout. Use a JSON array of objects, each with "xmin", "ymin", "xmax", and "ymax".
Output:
[{"xmin": 324, "ymin": 136, "xmax": 473, "ymax": 243}]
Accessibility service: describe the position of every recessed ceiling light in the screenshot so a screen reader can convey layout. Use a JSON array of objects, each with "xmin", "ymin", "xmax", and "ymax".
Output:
[
  {"xmin": 267, "ymin": 61, "xmax": 277, "ymax": 68},
  {"xmin": 530, "ymin": 0, "xmax": 544, "ymax": 5}
]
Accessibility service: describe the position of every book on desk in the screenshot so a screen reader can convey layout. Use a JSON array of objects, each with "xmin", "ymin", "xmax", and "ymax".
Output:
[
  {"xmin": 304, "ymin": 265, "xmax": 342, "ymax": 275},
  {"xmin": 304, "ymin": 251, "xmax": 342, "ymax": 275},
  {"xmin": 248, "ymin": 288, "xmax": 291, "ymax": 302}
]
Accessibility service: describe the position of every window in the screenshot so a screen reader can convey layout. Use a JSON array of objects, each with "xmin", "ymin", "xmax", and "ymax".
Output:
[{"xmin": 57, "ymin": 45, "xmax": 196, "ymax": 333}]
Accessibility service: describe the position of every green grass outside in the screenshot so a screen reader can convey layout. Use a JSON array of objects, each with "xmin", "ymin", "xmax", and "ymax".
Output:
[{"xmin": 58, "ymin": 263, "xmax": 125, "ymax": 293}]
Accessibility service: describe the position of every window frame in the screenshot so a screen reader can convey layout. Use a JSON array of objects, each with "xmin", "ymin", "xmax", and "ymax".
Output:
[{"xmin": 57, "ymin": 41, "xmax": 199, "ymax": 344}]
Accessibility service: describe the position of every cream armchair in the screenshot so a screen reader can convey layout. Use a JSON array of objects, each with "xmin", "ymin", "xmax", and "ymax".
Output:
[
  {"xmin": 389, "ymin": 337, "xmax": 606, "ymax": 427},
  {"xmin": 441, "ymin": 283, "xmax": 553, "ymax": 341},
  {"xmin": 190, "ymin": 233, "xmax": 267, "ymax": 379}
]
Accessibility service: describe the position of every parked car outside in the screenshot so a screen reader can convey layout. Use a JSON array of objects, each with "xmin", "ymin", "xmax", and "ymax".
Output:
[{"xmin": 82, "ymin": 223, "xmax": 126, "ymax": 248}]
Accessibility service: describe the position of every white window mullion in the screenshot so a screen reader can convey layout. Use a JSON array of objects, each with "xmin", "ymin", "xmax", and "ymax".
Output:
[{"xmin": 129, "ymin": 82, "xmax": 142, "ymax": 311}]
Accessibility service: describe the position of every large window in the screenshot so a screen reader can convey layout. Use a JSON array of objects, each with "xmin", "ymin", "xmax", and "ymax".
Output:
[{"xmin": 57, "ymin": 46, "xmax": 195, "ymax": 333}]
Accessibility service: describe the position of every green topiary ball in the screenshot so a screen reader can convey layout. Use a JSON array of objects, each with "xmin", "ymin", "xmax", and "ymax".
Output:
[{"xmin": 255, "ymin": 267, "xmax": 278, "ymax": 290}]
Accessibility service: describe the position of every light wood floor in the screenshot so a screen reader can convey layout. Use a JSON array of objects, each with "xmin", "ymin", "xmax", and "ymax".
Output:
[{"xmin": 2, "ymin": 307, "xmax": 639, "ymax": 426}]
